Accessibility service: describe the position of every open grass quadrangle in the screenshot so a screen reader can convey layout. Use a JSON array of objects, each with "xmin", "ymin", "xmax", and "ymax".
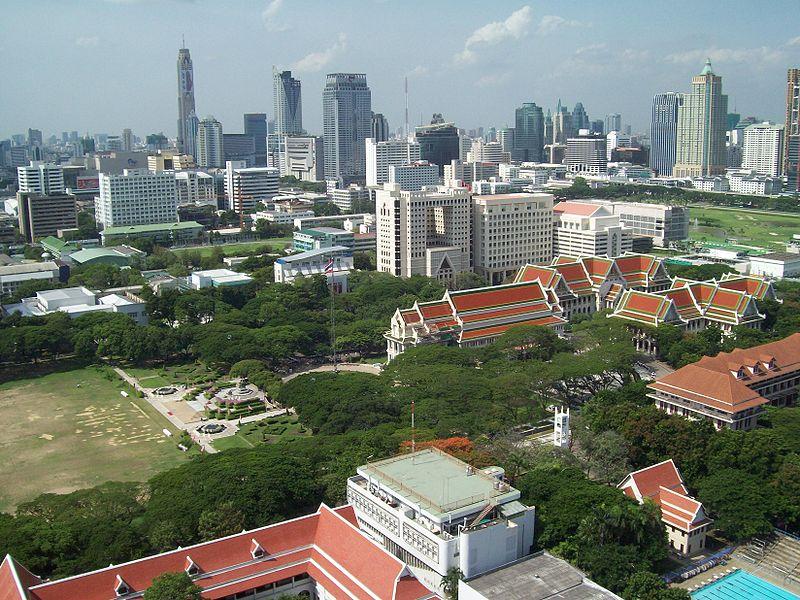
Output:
[
  {"xmin": 689, "ymin": 206, "xmax": 800, "ymax": 251},
  {"xmin": 0, "ymin": 366, "xmax": 189, "ymax": 512}
]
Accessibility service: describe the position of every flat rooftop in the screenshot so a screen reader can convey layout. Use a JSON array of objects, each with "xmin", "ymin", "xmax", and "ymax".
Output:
[
  {"xmin": 463, "ymin": 552, "xmax": 621, "ymax": 600},
  {"xmin": 358, "ymin": 448, "xmax": 518, "ymax": 517},
  {"xmin": 752, "ymin": 252, "xmax": 800, "ymax": 262}
]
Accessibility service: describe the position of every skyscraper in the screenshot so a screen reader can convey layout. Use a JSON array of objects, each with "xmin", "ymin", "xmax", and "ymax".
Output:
[
  {"xmin": 742, "ymin": 122, "xmax": 784, "ymax": 176},
  {"xmin": 650, "ymin": 92, "xmax": 682, "ymax": 176},
  {"xmin": 371, "ymin": 112, "xmax": 389, "ymax": 142},
  {"xmin": 244, "ymin": 113, "xmax": 268, "ymax": 166},
  {"xmin": 605, "ymin": 114, "xmax": 622, "ymax": 134},
  {"xmin": 176, "ymin": 45, "xmax": 199, "ymax": 156},
  {"xmin": 273, "ymin": 69, "xmax": 303, "ymax": 135},
  {"xmin": 415, "ymin": 115, "xmax": 459, "ymax": 176},
  {"xmin": 122, "ymin": 128, "xmax": 133, "ymax": 152},
  {"xmin": 323, "ymin": 73, "xmax": 372, "ymax": 181},
  {"xmin": 572, "ymin": 102, "xmax": 590, "ymax": 131},
  {"xmin": 785, "ymin": 68, "xmax": 800, "ymax": 191},
  {"xmin": 552, "ymin": 101, "xmax": 574, "ymax": 144},
  {"xmin": 514, "ymin": 103, "xmax": 544, "ymax": 162},
  {"xmin": 197, "ymin": 116, "xmax": 224, "ymax": 168},
  {"xmin": 674, "ymin": 59, "xmax": 728, "ymax": 177}
]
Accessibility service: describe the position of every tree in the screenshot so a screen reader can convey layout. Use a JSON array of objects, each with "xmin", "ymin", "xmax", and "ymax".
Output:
[
  {"xmin": 451, "ymin": 271, "xmax": 487, "ymax": 290},
  {"xmin": 696, "ymin": 468, "xmax": 776, "ymax": 541},
  {"xmin": 143, "ymin": 572, "xmax": 202, "ymax": 600},
  {"xmin": 491, "ymin": 324, "xmax": 572, "ymax": 362},
  {"xmin": 623, "ymin": 571, "xmax": 690, "ymax": 600},
  {"xmin": 441, "ymin": 567, "xmax": 463, "ymax": 600},
  {"xmin": 197, "ymin": 501, "xmax": 246, "ymax": 541}
]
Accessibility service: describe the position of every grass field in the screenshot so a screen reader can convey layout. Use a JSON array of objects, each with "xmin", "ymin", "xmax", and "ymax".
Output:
[
  {"xmin": 172, "ymin": 239, "xmax": 292, "ymax": 259},
  {"xmin": 689, "ymin": 207, "xmax": 800, "ymax": 251},
  {"xmin": 0, "ymin": 366, "xmax": 190, "ymax": 512},
  {"xmin": 212, "ymin": 415, "xmax": 309, "ymax": 451},
  {"xmin": 125, "ymin": 363, "xmax": 218, "ymax": 389}
]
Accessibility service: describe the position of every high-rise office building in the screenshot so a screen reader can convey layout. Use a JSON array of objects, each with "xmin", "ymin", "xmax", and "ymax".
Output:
[
  {"xmin": 244, "ymin": 113, "xmax": 268, "ymax": 166},
  {"xmin": 122, "ymin": 128, "xmax": 133, "ymax": 152},
  {"xmin": 564, "ymin": 136, "xmax": 607, "ymax": 174},
  {"xmin": 197, "ymin": 116, "xmax": 224, "ymax": 168},
  {"xmin": 366, "ymin": 138, "xmax": 420, "ymax": 186},
  {"xmin": 785, "ymin": 68, "xmax": 800, "ymax": 191},
  {"xmin": 590, "ymin": 119, "xmax": 604, "ymax": 135},
  {"xmin": 415, "ymin": 115, "xmax": 459, "ymax": 176},
  {"xmin": 742, "ymin": 122, "xmax": 784, "ymax": 176},
  {"xmin": 514, "ymin": 103, "xmax": 544, "ymax": 162},
  {"xmin": 552, "ymin": 101, "xmax": 574, "ymax": 143},
  {"xmin": 27, "ymin": 128, "xmax": 43, "ymax": 148},
  {"xmin": 278, "ymin": 136, "xmax": 324, "ymax": 181},
  {"xmin": 176, "ymin": 45, "xmax": 199, "ymax": 156},
  {"xmin": 224, "ymin": 161, "xmax": 279, "ymax": 213},
  {"xmin": 95, "ymin": 170, "xmax": 178, "ymax": 228},
  {"xmin": 605, "ymin": 114, "xmax": 622, "ymax": 134},
  {"xmin": 223, "ymin": 134, "xmax": 257, "ymax": 167},
  {"xmin": 371, "ymin": 112, "xmax": 389, "ymax": 142},
  {"xmin": 323, "ymin": 73, "xmax": 372, "ymax": 182},
  {"xmin": 674, "ymin": 60, "xmax": 728, "ymax": 178},
  {"xmin": 273, "ymin": 69, "xmax": 303, "ymax": 135},
  {"xmin": 17, "ymin": 161, "xmax": 64, "ymax": 195},
  {"xmin": 650, "ymin": 92, "xmax": 682, "ymax": 176},
  {"xmin": 17, "ymin": 192, "xmax": 77, "ymax": 243},
  {"xmin": 572, "ymin": 102, "xmax": 590, "ymax": 131}
]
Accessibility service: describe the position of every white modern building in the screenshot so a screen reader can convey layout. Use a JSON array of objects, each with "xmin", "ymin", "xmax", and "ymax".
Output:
[
  {"xmin": 2, "ymin": 287, "xmax": 148, "ymax": 325},
  {"xmin": 279, "ymin": 136, "xmax": 324, "ymax": 182},
  {"xmin": 329, "ymin": 184, "xmax": 371, "ymax": 213},
  {"xmin": 188, "ymin": 269, "xmax": 253, "ymax": 289},
  {"xmin": 727, "ymin": 170, "xmax": 782, "ymax": 195},
  {"xmin": 467, "ymin": 139, "xmax": 506, "ymax": 163},
  {"xmin": 749, "ymin": 252, "xmax": 800, "ymax": 279},
  {"xmin": 16, "ymin": 161, "xmax": 64, "ymax": 195},
  {"xmin": 347, "ymin": 449, "xmax": 535, "ymax": 580},
  {"xmin": 274, "ymin": 245, "xmax": 353, "ymax": 293},
  {"xmin": 691, "ymin": 176, "xmax": 729, "ymax": 192},
  {"xmin": 252, "ymin": 197, "xmax": 316, "ymax": 225},
  {"xmin": 224, "ymin": 161, "xmax": 279, "ymax": 212},
  {"xmin": 552, "ymin": 201, "xmax": 633, "ymax": 258},
  {"xmin": 366, "ymin": 138, "xmax": 420, "ymax": 186},
  {"xmin": 175, "ymin": 171, "xmax": 216, "ymax": 206},
  {"xmin": 0, "ymin": 261, "xmax": 61, "ymax": 296},
  {"xmin": 564, "ymin": 137, "xmax": 607, "ymax": 174},
  {"xmin": 196, "ymin": 116, "xmax": 224, "ymax": 168},
  {"xmin": 94, "ymin": 169, "xmax": 178, "ymax": 228},
  {"xmin": 598, "ymin": 200, "xmax": 689, "ymax": 247},
  {"xmin": 472, "ymin": 193, "xmax": 554, "ymax": 284},
  {"xmin": 388, "ymin": 161, "xmax": 438, "ymax": 191},
  {"xmin": 376, "ymin": 184, "xmax": 471, "ymax": 281},
  {"xmin": 742, "ymin": 122, "xmax": 784, "ymax": 176},
  {"xmin": 606, "ymin": 131, "xmax": 632, "ymax": 160}
]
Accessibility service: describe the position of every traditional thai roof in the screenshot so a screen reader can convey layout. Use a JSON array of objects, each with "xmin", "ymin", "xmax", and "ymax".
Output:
[
  {"xmin": 579, "ymin": 256, "xmax": 616, "ymax": 286},
  {"xmin": 553, "ymin": 261, "xmax": 596, "ymax": 295},
  {"xmin": 660, "ymin": 286, "xmax": 703, "ymax": 321},
  {"xmin": 7, "ymin": 505, "xmax": 439, "ymax": 600},
  {"xmin": 612, "ymin": 290, "xmax": 680, "ymax": 326},
  {"xmin": 719, "ymin": 273, "xmax": 777, "ymax": 301},
  {"xmin": 614, "ymin": 253, "xmax": 669, "ymax": 289},
  {"xmin": 618, "ymin": 460, "xmax": 710, "ymax": 533},
  {"xmin": 0, "ymin": 555, "xmax": 41, "ymax": 600}
]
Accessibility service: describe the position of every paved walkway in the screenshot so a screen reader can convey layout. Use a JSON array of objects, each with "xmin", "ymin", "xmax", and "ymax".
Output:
[{"xmin": 282, "ymin": 362, "xmax": 382, "ymax": 382}]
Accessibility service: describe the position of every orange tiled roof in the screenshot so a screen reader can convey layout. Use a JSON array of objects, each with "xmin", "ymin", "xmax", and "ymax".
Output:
[
  {"xmin": 459, "ymin": 315, "xmax": 565, "ymax": 341},
  {"xmin": 450, "ymin": 281, "xmax": 545, "ymax": 312}
]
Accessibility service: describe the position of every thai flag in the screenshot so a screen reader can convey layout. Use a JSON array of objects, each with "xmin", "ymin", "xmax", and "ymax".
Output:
[{"xmin": 324, "ymin": 258, "xmax": 335, "ymax": 275}]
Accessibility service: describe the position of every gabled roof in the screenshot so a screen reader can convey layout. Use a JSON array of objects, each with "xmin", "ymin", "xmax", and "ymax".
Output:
[
  {"xmin": 612, "ymin": 290, "xmax": 678, "ymax": 326},
  {"xmin": 1, "ymin": 555, "xmax": 40, "ymax": 600},
  {"xmin": 615, "ymin": 253, "xmax": 668, "ymax": 288},
  {"xmin": 553, "ymin": 262, "xmax": 595, "ymax": 295},
  {"xmin": 648, "ymin": 365, "xmax": 768, "ymax": 414},
  {"xmin": 661, "ymin": 286, "xmax": 703, "ymax": 321},
  {"xmin": 448, "ymin": 280, "xmax": 546, "ymax": 312},
  {"xmin": 514, "ymin": 264, "xmax": 560, "ymax": 289},
  {"xmin": 719, "ymin": 273, "xmax": 776, "ymax": 301}
]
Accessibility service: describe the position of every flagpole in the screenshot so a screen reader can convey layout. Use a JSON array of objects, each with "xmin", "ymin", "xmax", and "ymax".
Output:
[{"xmin": 328, "ymin": 255, "xmax": 337, "ymax": 373}]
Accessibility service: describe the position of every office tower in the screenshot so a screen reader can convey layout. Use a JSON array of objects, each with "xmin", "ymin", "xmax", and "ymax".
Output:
[
  {"xmin": 61, "ymin": 132, "xmax": 68, "ymax": 144},
  {"xmin": 742, "ymin": 122, "xmax": 784, "ymax": 176},
  {"xmin": 388, "ymin": 161, "xmax": 438, "ymax": 191},
  {"xmin": 69, "ymin": 131, "xmax": 79, "ymax": 143},
  {"xmin": 197, "ymin": 116, "xmax": 224, "ymax": 168},
  {"xmin": 95, "ymin": 170, "xmax": 178, "ymax": 228},
  {"xmin": 176, "ymin": 45, "xmax": 199, "ymax": 156},
  {"xmin": 17, "ymin": 192, "xmax": 77, "ymax": 243},
  {"xmin": 606, "ymin": 130, "xmax": 632, "ymax": 160},
  {"xmin": 727, "ymin": 113, "xmax": 741, "ymax": 130},
  {"xmin": 17, "ymin": 161, "xmax": 65, "ymax": 195},
  {"xmin": 224, "ymin": 161, "xmax": 279, "ymax": 213},
  {"xmin": 564, "ymin": 136, "xmax": 607, "ymax": 174},
  {"xmin": 371, "ymin": 112, "xmax": 389, "ymax": 142},
  {"xmin": 175, "ymin": 171, "xmax": 216, "ymax": 206},
  {"xmin": 473, "ymin": 193, "xmax": 554, "ymax": 284},
  {"xmin": 650, "ymin": 92, "xmax": 682, "ymax": 176},
  {"xmin": 785, "ymin": 69, "xmax": 800, "ymax": 191},
  {"xmin": 244, "ymin": 113, "xmax": 268, "ymax": 167},
  {"xmin": 27, "ymin": 128, "xmax": 43, "ymax": 148},
  {"xmin": 223, "ymin": 133, "xmax": 257, "ymax": 167},
  {"xmin": 323, "ymin": 73, "xmax": 372, "ymax": 182},
  {"xmin": 552, "ymin": 101, "xmax": 574, "ymax": 144},
  {"xmin": 273, "ymin": 69, "xmax": 303, "ymax": 135},
  {"xmin": 468, "ymin": 139, "xmax": 505, "ymax": 163},
  {"xmin": 590, "ymin": 119, "xmax": 604, "ymax": 135},
  {"xmin": 514, "ymin": 103, "xmax": 544, "ymax": 162},
  {"xmin": 122, "ymin": 128, "xmax": 133, "ymax": 152},
  {"xmin": 572, "ymin": 102, "xmax": 590, "ymax": 131},
  {"xmin": 544, "ymin": 111, "xmax": 554, "ymax": 145},
  {"xmin": 605, "ymin": 114, "xmax": 622, "ymax": 134},
  {"xmin": 376, "ymin": 184, "xmax": 471, "ymax": 280},
  {"xmin": 674, "ymin": 60, "xmax": 728, "ymax": 177},
  {"xmin": 498, "ymin": 127, "xmax": 515, "ymax": 156},
  {"xmin": 415, "ymin": 115, "xmax": 459, "ymax": 175},
  {"xmin": 366, "ymin": 138, "xmax": 420, "ymax": 186},
  {"xmin": 279, "ymin": 135, "xmax": 324, "ymax": 181}
]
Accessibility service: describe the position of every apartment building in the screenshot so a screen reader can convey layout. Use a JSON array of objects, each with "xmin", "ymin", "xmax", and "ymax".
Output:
[
  {"xmin": 94, "ymin": 169, "xmax": 178, "ymax": 228},
  {"xmin": 16, "ymin": 161, "xmax": 64, "ymax": 195},
  {"xmin": 16, "ymin": 192, "xmax": 77, "ymax": 242},
  {"xmin": 366, "ymin": 138, "xmax": 421, "ymax": 186},
  {"xmin": 224, "ymin": 161, "xmax": 279, "ymax": 212}
]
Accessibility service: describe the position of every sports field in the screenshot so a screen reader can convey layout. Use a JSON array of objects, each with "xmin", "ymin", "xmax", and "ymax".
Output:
[
  {"xmin": 0, "ymin": 366, "xmax": 189, "ymax": 512},
  {"xmin": 689, "ymin": 207, "xmax": 800, "ymax": 251},
  {"xmin": 172, "ymin": 238, "xmax": 292, "ymax": 258}
]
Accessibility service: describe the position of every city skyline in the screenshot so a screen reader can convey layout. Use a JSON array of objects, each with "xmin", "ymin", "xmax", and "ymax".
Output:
[{"xmin": 1, "ymin": 0, "xmax": 799, "ymax": 140}]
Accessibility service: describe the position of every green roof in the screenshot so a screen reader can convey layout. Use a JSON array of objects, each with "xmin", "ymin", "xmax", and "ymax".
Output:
[
  {"xmin": 40, "ymin": 236, "xmax": 69, "ymax": 252},
  {"xmin": 101, "ymin": 221, "xmax": 203, "ymax": 236},
  {"xmin": 69, "ymin": 248, "xmax": 128, "ymax": 263}
]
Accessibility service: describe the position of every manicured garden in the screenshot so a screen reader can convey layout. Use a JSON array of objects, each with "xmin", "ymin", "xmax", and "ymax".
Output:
[{"xmin": 211, "ymin": 414, "xmax": 309, "ymax": 451}]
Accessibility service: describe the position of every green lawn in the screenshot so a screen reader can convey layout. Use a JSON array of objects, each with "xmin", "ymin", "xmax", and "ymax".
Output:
[
  {"xmin": 172, "ymin": 239, "xmax": 292, "ymax": 258},
  {"xmin": 125, "ymin": 363, "xmax": 218, "ymax": 389},
  {"xmin": 211, "ymin": 415, "xmax": 309, "ymax": 451},
  {"xmin": 689, "ymin": 207, "xmax": 800, "ymax": 251},
  {"xmin": 0, "ymin": 366, "xmax": 190, "ymax": 512}
]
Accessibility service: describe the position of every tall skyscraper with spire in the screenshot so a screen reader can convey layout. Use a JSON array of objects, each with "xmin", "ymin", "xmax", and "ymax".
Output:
[
  {"xmin": 674, "ymin": 59, "xmax": 728, "ymax": 177},
  {"xmin": 176, "ymin": 43, "xmax": 198, "ymax": 156},
  {"xmin": 272, "ymin": 68, "xmax": 303, "ymax": 135}
]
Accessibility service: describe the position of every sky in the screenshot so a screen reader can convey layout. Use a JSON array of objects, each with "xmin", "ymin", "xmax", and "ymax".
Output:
[{"xmin": 1, "ymin": 0, "xmax": 799, "ymax": 141}]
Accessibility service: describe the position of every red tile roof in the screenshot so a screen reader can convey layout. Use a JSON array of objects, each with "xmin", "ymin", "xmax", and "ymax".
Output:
[
  {"xmin": 418, "ymin": 301, "xmax": 452, "ymax": 319},
  {"xmin": 460, "ymin": 315, "xmax": 565, "ymax": 341},
  {"xmin": 450, "ymin": 281, "xmax": 545, "ymax": 312},
  {"xmin": 1, "ymin": 555, "xmax": 39, "ymax": 600},
  {"xmin": 515, "ymin": 265, "xmax": 559, "ymax": 288},
  {"xmin": 553, "ymin": 201, "xmax": 604, "ymax": 216}
]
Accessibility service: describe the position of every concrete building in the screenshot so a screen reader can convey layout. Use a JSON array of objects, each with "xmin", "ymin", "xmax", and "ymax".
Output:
[
  {"xmin": 188, "ymin": 268, "xmax": 253, "ymax": 289},
  {"xmin": 175, "ymin": 171, "xmax": 216, "ymax": 206},
  {"xmin": 243, "ymin": 112, "xmax": 268, "ymax": 166},
  {"xmin": 371, "ymin": 112, "xmax": 389, "ymax": 142},
  {"xmin": 16, "ymin": 161, "xmax": 64, "ymax": 195},
  {"xmin": 347, "ymin": 448, "xmax": 535, "ymax": 578},
  {"xmin": 323, "ymin": 73, "xmax": 372, "ymax": 182},
  {"xmin": 222, "ymin": 133, "xmax": 256, "ymax": 167},
  {"xmin": 147, "ymin": 151, "xmax": 194, "ymax": 172},
  {"xmin": 99, "ymin": 221, "xmax": 203, "ymax": 246},
  {"xmin": 17, "ymin": 192, "xmax": 77, "ymax": 243},
  {"xmin": 564, "ymin": 136, "xmax": 607, "ymax": 174},
  {"xmin": 293, "ymin": 227, "xmax": 354, "ymax": 252},
  {"xmin": 785, "ymin": 68, "xmax": 800, "ymax": 191},
  {"xmin": 224, "ymin": 161, "xmax": 279, "ymax": 212},
  {"xmin": 467, "ymin": 139, "xmax": 506, "ymax": 163},
  {"xmin": 329, "ymin": 184, "xmax": 371, "ymax": 213},
  {"xmin": 552, "ymin": 201, "xmax": 632, "ymax": 258},
  {"xmin": 253, "ymin": 198, "xmax": 315, "ymax": 225},
  {"xmin": 600, "ymin": 200, "xmax": 688, "ymax": 247},
  {"xmin": 376, "ymin": 184, "xmax": 471, "ymax": 282},
  {"xmin": 727, "ymin": 170, "xmax": 782, "ymax": 195},
  {"xmin": 605, "ymin": 131, "xmax": 631, "ymax": 161},
  {"xmin": 274, "ymin": 245, "xmax": 353, "ymax": 292},
  {"xmin": 176, "ymin": 45, "xmax": 199, "ymax": 155},
  {"xmin": 472, "ymin": 193, "xmax": 553, "ymax": 284},
  {"xmin": 605, "ymin": 113, "xmax": 621, "ymax": 134},
  {"xmin": 366, "ymin": 138, "xmax": 420, "ymax": 186},
  {"xmin": 3, "ymin": 287, "xmax": 148, "ymax": 325},
  {"xmin": 196, "ymin": 116, "xmax": 224, "ymax": 168},
  {"xmin": 415, "ymin": 116, "xmax": 460, "ymax": 176},
  {"xmin": 272, "ymin": 68, "xmax": 303, "ymax": 135},
  {"xmin": 742, "ymin": 122, "xmax": 784, "ymax": 176},
  {"xmin": 388, "ymin": 161, "xmax": 439, "ymax": 191},
  {"xmin": 95, "ymin": 169, "xmax": 178, "ymax": 229},
  {"xmin": 279, "ymin": 136, "xmax": 324, "ymax": 181},
  {"xmin": 674, "ymin": 60, "xmax": 728, "ymax": 177},
  {"xmin": 749, "ymin": 252, "xmax": 800, "ymax": 278},
  {"xmin": 0, "ymin": 261, "xmax": 61, "ymax": 297}
]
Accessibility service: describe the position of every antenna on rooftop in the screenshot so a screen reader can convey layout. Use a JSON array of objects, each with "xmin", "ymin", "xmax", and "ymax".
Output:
[{"xmin": 404, "ymin": 76, "xmax": 409, "ymax": 140}]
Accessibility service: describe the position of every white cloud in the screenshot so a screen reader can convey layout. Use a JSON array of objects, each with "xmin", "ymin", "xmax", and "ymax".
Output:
[
  {"xmin": 787, "ymin": 36, "xmax": 800, "ymax": 47},
  {"xmin": 537, "ymin": 15, "xmax": 582, "ymax": 35},
  {"xmin": 262, "ymin": 0, "xmax": 288, "ymax": 32},
  {"xmin": 75, "ymin": 36, "xmax": 99, "ymax": 47},
  {"xmin": 406, "ymin": 65, "xmax": 429, "ymax": 77},
  {"xmin": 476, "ymin": 72, "xmax": 512, "ymax": 87},
  {"xmin": 292, "ymin": 33, "xmax": 347, "ymax": 72},
  {"xmin": 455, "ymin": 6, "xmax": 532, "ymax": 64},
  {"xmin": 666, "ymin": 46, "xmax": 786, "ymax": 66}
]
